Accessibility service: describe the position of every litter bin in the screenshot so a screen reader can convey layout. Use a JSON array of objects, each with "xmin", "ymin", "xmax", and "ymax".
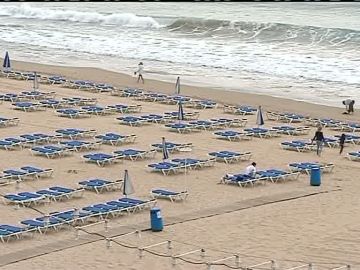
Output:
[
  {"xmin": 150, "ymin": 207, "xmax": 163, "ymax": 232},
  {"xmin": 310, "ymin": 168, "xmax": 321, "ymax": 186}
]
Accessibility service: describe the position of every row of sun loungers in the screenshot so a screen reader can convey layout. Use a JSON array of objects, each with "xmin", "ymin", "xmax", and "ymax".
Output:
[
  {"xmin": 288, "ymin": 162, "xmax": 335, "ymax": 174},
  {"xmin": 0, "ymin": 197, "xmax": 156, "ymax": 242},
  {"xmin": 223, "ymin": 104, "xmax": 257, "ymax": 115},
  {"xmin": 3, "ymin": 186, "xmax": 84, "ymax": 207},
  {"xmin": 0, "ymin": 166, "xmax": 53, "ymax": 185},
  {"xmin": 0, "ymin": 116, "xmax": 19, "ymax": 127},
  {"xmin": 267, "ymin": 111, "xmax": 307, "ymax": 123},
  {"xmin": 347, "ymin": 151, "xmax": 360, "ymax": 161},
  {"xmin": 0, "ymin": 91, "xmax": 55, "ymax": 102}
]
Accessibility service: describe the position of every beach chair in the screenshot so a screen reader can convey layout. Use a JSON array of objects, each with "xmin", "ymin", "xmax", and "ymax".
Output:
[
  {"xmin": 140, "ymin": 114, "xmax": 168, "ymax": 124},
  {"xmin": 288, "ymin": 162, "xmax": 335, "ymax": 175},
  {"xmin": 3, "ymin": 192, "xmax": 47, "ymax": 206},
  {"xmin": 163, "ymin": 95, "xmax": 192, "ymax": 105},
  {"xmin": 62, "ymin": 97, "xmax": 97, "ymax": 106},
  {"xmin": 12, "ymin": 102, "xmax": 46, "ymax": 112},
  {"xmin": 46, "ymin": 186, "xmax": 84, "ymax": 199},
  {"xmin": 188, "ymin": 120, "xmax": 221, "ymax": 130},
  {"xmin": 30, "ymin": 145, "xmax": 74, "ymax": 158},
  {"xmin": 347, "ymin": 151, "xmax": 360, "ymax": 161},
  {"xmin": 81, "ymin": 105, "xmax": 115, "ymax": 116},
  {"xmin": 256, "ymin": 169, "xmax": 300, "ymax": 183},
  {"xmin": 233, "ymin": 106, "xmax": 257, "ymax": 116},
  {"xmin": 21, "ymin": 90, "xmax": 55, "ymax": 100},
  {"xmin": 188, "ymin": 100, "xmax": 217, "ymax": 109},
  {"xmin": 244, "ymin": 127, "xmax": 280, "ymax": 138},
  {"xmin": 322, "ymin": 137, "xmax": 339, "ymax": 148},
  {"xmin": 171, "ymin": 157, "xmax": 216, "ymax": 169},
  {"xmin": 334, "ymin": 134, "xmax": 360, "ymax": 145},
  {"xmin": 56, "ymin": 108, "xmax": 91, "ymax": 118},
  {"xmin": 83, "ymin": 153, "xmax": 123, "ymax": 167},
  {"xmin": 211, "ymin": 118, "xmax": 248, "ymax": 128},
  {"xmin": 208, "ymin": 151, "xmax": 252, "ymax": 164},
  {"xmin": 341, "ymin": 122, "xmax": 360, "ymax": 133},
  {"xmin": 117, "ymin": 116, "xmax": 149, "ymax": 127},
  {"xmin": 46, "ymin": 75, "xmax": 67, "ymax": 85},
  {"xmin": 148, "ymin": 162, "xmax": 183, "ymax": 175},
  {"xmin": 94, "ymin": 83, "xmax": 114, "ymax": 93},
  {"xmin": 278, "ymin": 113, "xmax": 306, "ymax": 123},
  {"xmin": 151, "ymin": 189, "xmax": 188, "ymax": 202},
  {"xmin": 20, "ymin": 217, "xmax": 65, "ymax": 233},
  {"xmin": 107, "ymin": 104, "xmax": 142, "ymax": 113},
  {"xmin": 60, "ymin": 140, "xmax": 102, "ymax": 151},
  {"xmin": 0, "ymin": 225, "xmax": 34, "ymax": 243},
  {"xmin": 221, "ymin": 173, "xmax": 263, "ymax": 187},
  {"xmin": 118, "ymin": 197, "xmax": 156, "ymax": 211},
  {"xmin": 48, "ymin": 209, "xmax": 94, "ymax": 225},
  {"xmin": 272, "ymin": 125, "xmax": 310, "ymax": 136},
  {"xmin": 95, "ymin": 132, "xmax": 137, "ymax": 146},
  {"xmin": 113, "ymin": 148, "xmax": 156, "ymax": 161},
  {"xmin": 3, "ymin": 168, "xmax": 41, "ymax": 181},
  {"xmin": 214, "ymin": 130, "xmax": 253, "ymax": 141},
  {"xmin": 0, "ymin": 138, "xmax": 23, "ymax": 150},
  {"xmin": 112, "ymin": 87, "xmax": 143, "ymax": 97},
  {"xmin": 280, "ymin": 140, "xmax": 316, "ymax": 152},
  {"xmin": 0, "ymin": 117, "xmax": 20, "ymax": 127},
  {"xmin": 55, "ymin": 128, "xmax": 97, "ymax": 139},
  {"xmin": 19, "ymin": 133, "xmax": 52, "ymax": 145},
  {"xmin": 39, "ymin": 99, "xmax": 68, "ymax": 109},
  {"xmin": 20, "ymin": 166, "xmax": 54, "ymax": 178},
  {"xmin": 78, "ymin": 179, "xmax": 123, "ymax": 193},
  {"xmin": 151, "ymin": 141, "xmax": 193, "ymax": 153},
  {"xmin": 165, "ymin": 123, "xmax": 196, "ymax": 133}
]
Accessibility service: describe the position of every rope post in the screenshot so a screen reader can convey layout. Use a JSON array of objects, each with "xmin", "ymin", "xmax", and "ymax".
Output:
[
  {"xmin": 347, "ymin": 265, "xmax": 351, "ymax": 270},
  {"xmin": 15, "ymin": 180, "xmax": 20, "ymax": 190},
  {"xmin": 75, "ymin": 228, "xmax": 80, "ymax": 240},
  {"xmin": 200, "ymin": 248, "xmax": 206, "ymax": 259},
  {"xmin": 235, "ymin": 255, "xmax": 240, "ymax": 268},
  {"xmin": 104, "ymin": 220, "xmax": 109, "ymax": 232},
  {"xmin": 308, "ymin": 263, "xmax": 313, "ymax": 270},
  {"xmin": 207, "ymin": 263, "xmax": 212, "ymax": 270},
  {"xmin": 167, "ymin": 240, "xmax": 172, "ymax": 255},
  {"xmin": 138, "ymin": 248, "xmax": 144, "ymax": 259},
  {"xmin": 106, "ymin": 238, "xmax": 111, "ymax": 249},
  {"xmin": 271, "ymin": 260, "xmax": 277, "ymax": 270},
  {"xmin": 136, "ymin": 230, "xmax": 141, "ymax": 239}
]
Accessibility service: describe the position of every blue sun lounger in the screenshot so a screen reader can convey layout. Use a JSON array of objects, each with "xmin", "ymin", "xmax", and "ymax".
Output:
[
  {"xmin": 107, "ymin": 104, "xmax": 142, "ymax": 113},
  {"xmin": 272, "ymin": 125, "xmax": 310, "ymax": 136},
  {"xmin": 118, "ymin": 197, "xmax": 156, "ymax": 210},
  {"xmin": 340, "ymin": 122, "xmax": 360, "ymax": 133},
  {"xmin": 141, "ymin": 92, "xmax": 168, "ymax": 102},
  {"xmin": 221, "ymin": 173, "xmax": 264, "ymax": 187},
  {"xmin": 12, "ymin": 102, "xmax": 46, "ymax": 112},
  {"xmin": 47, "ymin": 75, "xmax": 67, "ymax": 85},
  {"xmin": 288, "ymin": 162, "xmax": 335, "ymax": 175},
  {"xmin": 0, "ymin": 93, "xmax": 25, "ymax": 102},
  {"xmin": 148, "ymin": 162, "xmax": 183, "ymax": 175},
  {"xmin": 214, "ymin": 130, "xmax": 253, "ymax": 141},
  {"xmin": 0, "ymin": 117, "xmax": 20, "ymax": 127},
  {"xmin": 244, "ymin": 127, "xmax": 280, "ymax": 138},
  {"xmin": 223, "ymin": 104, "xmax": 256, "ymax": 115},
  {"xmin": 94, "ymin": 83, "xmax": 114, "ymax": 92},
  {"xmin": 83, "ymin": 153, "xmax": 123, "ymax": 166},
  {"xmin": 189, "ymin": 100, "xmax": 217, "ymax": 109},
  {"xmin": 20, "ymin": 166, "xmax": 54, "ymax": 178},
  {"xmin": 55, "ymin": 128, "xmax": 97, "ymax": 139},
  {"xmin": 281, "ymin": 140, "xmax": 316, "ymax": 152},
  {"xmin": 19, "ymin": 133, "xmax": 54, "ymax": 145},
  {"xmin": 210, "ymin": 118, "xmax": 248, "ymax": 128},
  {"xmin": 208, "ymin": 151, "xmax": 252, "ymax": 164},
  {"xmin": 278, "ymin": 113, "xmax": 306, "ymax": 123},
  {"xmin": 4, "ymin": 192, "xmax": 47, "ymax": 206},
  {"xmin": 60, "ymin": 140, "xmax": 102, "ymax": 151},
  {"xmin": 95, "ymin": 132, "xmax": 137, "ymax": 146},
  {"xmin": 20, "ymin": 218, "xmax": 65, "ymax": 233},
  {"xmin": 81, "ymin": 105, "xmax": 115, "ymax": 115},
  {"xmin": 112, "ymin": 87, "xmax": 143, "ymax": 97},
  {"xmin": 150, "ymin": 189, "xmax": 188, "ymax": 202},
  {"xmin": 162, "ymin": 95, "xmax": 191, "ymax": 105},
  {"xmin": 21, "ymin": 90, "xmax": 55, "ymax": 100},
  {"xmin": 3, "ymin": 166, "xmax": 52, "ymax": 180},
  {"xmin": 30, "ymin": 145, "xmax": 74, "ymax": 158},
  {"xmin": 113, "ymin": 148, "xmax": 156, "ymax": 161},
  {"xmin": 165, "ymin": 123, "xmax": 196, "ymax": 133},
  {"xmin": 56, "ymin": 108, "xmax": 91, "ymax": 118},
  {"xmin": 164, "ymin": 111, "xmax": 200, "ymax": 120},
  {"xmin": 151, "ymin": 141, "xmax": 193, "ymax": 152},
  {"xmin": 117, "ymin": 116, "xmax": 149, "ymax": 126},
  {"xmin": 140, "ymin": 114, "xmax": 168, "ymax": 124},
  {"xmin": 334, "ymin": 134, "xmax": 360, "ymax": 145},
  {"xmin": 0, "ymin": 225, "xmax": 34, "ymax": 243},
  {"xmin": 61, "ymin": 97, "xmax": 97, "ymax": 106},
  {"xmin": 78, "ymin": 179, "xmax": 123, "ymax": 193},
  {"xmin": 0, "ymin": 139, "xmax": 23, "ymax": 150},
  {"xmin": 256, "ymin": 169, "xmax": 300, "ymax": 183},
  {"xmin": 347, "ymin": 151, "xmax": 360, "ymax": 161},
  {"xmin": 188, "ymin": 120, "xmax": 221, "ymax": 130}
]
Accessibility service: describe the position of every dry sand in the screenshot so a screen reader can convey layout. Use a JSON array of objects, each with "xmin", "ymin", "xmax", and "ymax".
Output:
[{"xmin": 0, "ymin": 61, "xmax": 359, "ymax": 270}]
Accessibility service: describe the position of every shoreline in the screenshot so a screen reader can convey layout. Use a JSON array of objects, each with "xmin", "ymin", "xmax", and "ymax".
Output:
[{"xmin": 7, "ymin": 59, "xmax": 357, "ymax": 122}]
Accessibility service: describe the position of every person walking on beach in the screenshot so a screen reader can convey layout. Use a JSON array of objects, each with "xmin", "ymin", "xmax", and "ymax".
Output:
[
  {"xmin": 312, "ymin": 126, "xmax": 325, "ymax": 156},
  {"xmin": 342, "ymin": 99, "xmax": 355, "ymax": 114},
  {"xmin": 134, "ymin": 62, "xmax": 144, "ymax": 84},
  {"xmin": 339, "ymin": 133, "xmax": 346, "ymax": 155}
]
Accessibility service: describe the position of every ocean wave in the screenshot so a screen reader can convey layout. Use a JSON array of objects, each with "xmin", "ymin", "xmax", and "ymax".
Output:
[
  {"xmin": 167, "ymin": 18, "xmax": 360, "ymax": 47},
  {"xmin": 0, "ymin": 4, "xmax": 161, "ymax": 29}
]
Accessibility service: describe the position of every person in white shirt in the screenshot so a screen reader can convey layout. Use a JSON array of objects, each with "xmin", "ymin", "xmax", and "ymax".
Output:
[
  {"xmin": 342, "ymin": 99, "xmax": 355, "ymax": 114},
  {"xmin": 245, "ymin": 162, "xmax": 257, "ymax": 177},
  {"xmin": 134, "ymin": 62, "xmax": 144, "ymax": 84}
]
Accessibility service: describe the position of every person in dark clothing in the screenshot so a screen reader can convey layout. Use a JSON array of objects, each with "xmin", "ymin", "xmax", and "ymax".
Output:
[
  {"xmin": 342, "ymin": 99, "xmax": 355, "ymax": 114},
  {"xmin": 312, "ymin": 126, "xmax": 325, "ymax": 156},
  {"xmin": 339, "ymin": 133, "xmax": 346, "ymax": 154}
]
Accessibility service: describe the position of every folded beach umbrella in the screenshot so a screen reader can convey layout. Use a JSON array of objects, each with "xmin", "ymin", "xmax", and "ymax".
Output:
[
  {"xmin": 178, "ymin": 102, "xmax": 184, "ymax": 121},
  {"xmin": 123, "ymin": 169, "xmax": 134, "ymax": 197},
  {"xmin": 175, "ymin": 76, "xmax": 181, "ymax": 95},
  {"xmin": 2, "ymin": 51, "xmax": 11, "ymax": 71},
  {"xmin": 33, "ymin": 71, "xmax": 39, "ymax": 90},
  {"xmin": 162, "ymin": 137, "xmax": 169, "ymax": 160},
  {"xmin": 256, "ymin": 105, "xmax": 264, "ymax": 126}
]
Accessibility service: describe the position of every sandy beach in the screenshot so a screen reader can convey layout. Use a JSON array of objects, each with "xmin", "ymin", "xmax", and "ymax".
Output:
[{"xmin": 0, "ymin": 61, "xmax": 359, "ymax": 270}]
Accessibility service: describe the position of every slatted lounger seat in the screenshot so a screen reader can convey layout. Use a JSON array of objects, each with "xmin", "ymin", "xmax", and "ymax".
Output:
[
  {"xmin": 46, "ymin": 75, "xmax": 67, "ymax": 85},
  {"xmin": 188, "ymin": 120, "xmax": 222, "ymax": 130},
  {"xmin": 20, "ymin": 166, "xmax": 54, "ymax": 178},
  {"xmin": 12, "ymin": 102, "xmax": 46, "ymax": 112},
  {"xmin": 111, "ymin": 87, "xmax": 143, "ymax": 97},
  {"xmin": 334, "ymin": 134, "xmax": 360, "ymax": 145},
  {"xmin": 164, "ymin": 111, "xmax": 200, "ymax": 120},
  {"xmin": 171, "ymin": 157, "xmax": 216, "ymax": 169},
  {"xmin": 188, "ymin": 100, "xmax": 217, "ymax": 109},
  {"xmin": 60, "ymin": 140, "xmax": 102, "ymax": 151},
  {"xmin": 56, "ymin": 108, "xmax": 91, "ymax": 118},
  {"xmin": 210, "ymin": 118, "xmax": 248, "ymax": 128},
  {"xmin": 78, "ymin": 179, "xmax": 123, "ymax": 193},
  {"xmin": 30, "ymin": 145, "xmax": 75, "ymax": 158},
  {"xmin": 288, "ymin": 162, "xmax": 335, "ymax": 175},
  {"xmin": 151, "ymin": 141, "xmax": 193, "ymax": 152},
  {"xmin": 3, "ymin": 166, "xmax": 53, "ymax": 181},
  {"xmin": 165, "ymin": 123, "xmax": 197, "ymax": 133},
  {"xmin": 55, "ymin": 128, "xmax": 97, "ymax": 139},
  {"xmin": 340, "ymin": 122, "xmax": 360, "ymax": 133},
  {"xmin": 0, "ymin": 138, "xmax": 24, "ymax": 150},
  {"xmin": 81, "ymin": 105, "xmax": 115, "ymax": 115},
  {"xmin": 21, "ymin": 90, "xmax": 55, "ymax": 100},
  {"xmin": 272, "ymin": 125, "xmax": 310, "ymax": 136},
  {"xmin": 107, "ymin": 104, "xmax": 142, "ymax": 113},
  {"xmin": 3, "ymin": 192, "xmax": 47, "ymax": 206},
  {"xmin": 113, "ymin": 149, "xmax": 156, "ymax": 161},
  {"xmin": 83, "ymin": 153, "xmax": 123, "ymax": 166},
  {"xmin": 62, "ymin": 97, "xmax": 97, "ymax": 106},
  {"xmin": 162, "ymin": 95, "xmax": 192, "ymax": 105},
  {"xmin": 347, "ymin": 151, "xmax": 360, "ymax": 161},
  {"xmin": 256, "ymin": 169, "xmax": 300, "ymax": 183},
  {"xmin": 95, "ymin": 133, "xmax": 137, "ymax": 145},
  {"xmin": 0, "ymin": 117, "xmax": 20, "ymax": 127},
  {"xmin": 208, "ymin": 151, "xmax": 252, "ymax": 164},
  {"xmin": 117, "ymin": 116, "xmax": 149, "ymax": 127},
  {"xmin": 244, "ymin": 127, "xmax": 280, "ymax": 138},
  {"xmin": 278, "ymin": 113, "xmax": 306, "ymax": 123},
  {"xmin": 140, "ymin": 114, "xmax": 169, "ymax": 124},
  {"xmin": 280, "ymin": 140, "xmax": 316, "ymax": 152},
  {"xmin": 151, "ymin": 189, "xmax": 188, "ymax": 202},
  {"xmin": 0, "ymin": 225, "xmax": 35, "ymax": 243},
  {"xmin": 214, "ymin": 130, "xmax": 253, "ymax": 141},
  {"xmin": 221, "ymin": 173, "xmax": 266, "ymax": 187},
  {"xmin": 19, "ymin": 133, "xmax": 54, "ymax": 145},
  {"xmin": 148, "ymin": 162, "xmax": 184, "ymax": 175}
]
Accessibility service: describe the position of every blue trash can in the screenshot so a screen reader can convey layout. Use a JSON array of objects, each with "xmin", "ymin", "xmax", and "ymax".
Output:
[
  {"xmin": 310, "ymin": 168, "xmax": 321, "ymax": 186},
  {"xmin": 150, "ymin": 207, "xmax": 163, "ymax": 232}
]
